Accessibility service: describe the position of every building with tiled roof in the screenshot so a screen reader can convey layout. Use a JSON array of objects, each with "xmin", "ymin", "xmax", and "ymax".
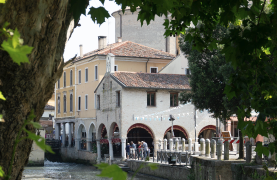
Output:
[
  {"xmin": 54, "ymin": 39, "xmax": 177, "ymax": 160},
  {"xmin": 93, "ymin": 53, "xmax": 222, "ymax": 160},
  {"xmin": 74, "ymin": 41, "xmax": 175, "ymax": 62}
]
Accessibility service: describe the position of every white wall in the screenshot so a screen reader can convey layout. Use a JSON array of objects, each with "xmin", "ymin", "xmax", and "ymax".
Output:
[
  {"xmin": 159, "ymin": 53, "xmax": 189, "ymax": 74},
  {"xmin": 42, "ymin": 110, "xmax": 55, "ymax": 118}
]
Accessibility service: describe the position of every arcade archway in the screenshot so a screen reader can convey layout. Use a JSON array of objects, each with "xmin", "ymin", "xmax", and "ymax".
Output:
[
  {"xmin": 163, "ymin": 125, "xmax": 188, "ymax": 140},
  {"xmin": 109, "ymin": 122, "xmax": 121, "ymax": 157},
  {"xmin": 198, "ymin": 125, "xmax": 216, "ymax": 140},
  {"xmin": 127, "ymin": 123, "xmax": 154, "ymax": 156},
  {"xmin": 97, "ymin": 123, "xmax": 109, "ymax": 157},
  {"xmin": 77, "ymin": 124, "xmax": 87, "ymax": 150}
]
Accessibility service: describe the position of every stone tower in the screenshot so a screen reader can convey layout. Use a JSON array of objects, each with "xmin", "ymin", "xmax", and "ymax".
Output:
[{"xmin": 112, "ymin": 9, "xmax": 179, "ymax": 55}]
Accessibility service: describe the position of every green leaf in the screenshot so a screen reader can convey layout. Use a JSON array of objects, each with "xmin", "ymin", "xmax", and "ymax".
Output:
[
  {"xmin": 30, "ymin": 121, "xmax": 42, "ymax": 129},
  {"xmin": 255, "ymin": 142, "xmax": 269, "ymax": 157},
  {"xmin": 96, "ymin": 164, "xmax": 127, "ymax": 180},
  {"xmin": 0, "ymin": 0, "xmax": 5, "ymax": 3},
  {"xmin": 148, "ymin": 163, "xmax": 159, "ymax": 170},
  {"xmin": 1, "ymin": 28, "xmax": 33, "ymax": 65},
  {"xmin": 69, "ymin": 0, "xmax": 89, "ymax": 23},
  {"xmin": 0, "ymin": 166, "xmax": 4, "ymax": 177},
  {"xmin": 0, "ymin": 114, "xmax": 2, "ymax": 119},
  {"xmin": 0, "ymin": 91, "xmax": 6, "ymax": 100},
  {"xmin": 95, "ymin": 163, "xmax": 109, "ymax": 170},
  {"xmin": 88, "ymin": 6, "xmax": 110, "ymax": 25}
]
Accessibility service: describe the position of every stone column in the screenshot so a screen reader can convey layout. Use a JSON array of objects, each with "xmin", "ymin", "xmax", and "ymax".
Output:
[
  {"xmin": 62, "ymin": 123, "xmax": 66, "ymax": 147},
  {"xmin": 188, "ymin": 138, "xmax": 192, "ymax": 153},
  {"xmin": 75, "ymin": 138, "xmax": 80, "ymax": 150},
  {"xmin": 200, "ymin": 138, "xmax": 205, "ymax": 156},
  {"xmin": 182, "ymin": 138, "xmax": 186, "ymax": 152},
  {"xmin": 55, "ymin": 123, "xmax": 60, "ymax": 140},
  {"xmin": 169, "ymin": 138, "xmax": 173, "ymax": 151},
  {"xmin": 175, "ymin": 138, "xmax": 179, "ymax": 151},
  {"xmin": 245, "ymin": 141, "xmax": 252, "ymax": 163},
  {"xmin": 108, "ymin": 139, "xmax": 114, "ymax": 160},
  {"xmin": 211, "ymin": 139, "xmax": 216, "ymax": 158},
  {"xmin": 194, "ymin": 141, "xmax": 199, "ymax": 155},
  {"xmin": 68, "ymin": 123, "xmax": 72, "ymax": 147},
  {"xmin": 224, "ymin": 140, "xmax": 229, "ymax": 160},
  {"xmin": 164, "ymin": 139, "xmax": 167, "ymax": 151},
  {"xmin": 158, "ymin": 139, "xmax": 162, "ymax": 150},
  {"xmin": 97, "ymin": 140, "xmax": 101, "ymax": 161},
  {"xmin": 87, "ymin": 138, "xmax": 92, "ymax": 151},
  {"xmin": 154, "ymin": 139, "xmax": 159, "ymax": 157},
  {"xmin": 205, "ymin": 139, "xmax": 210, "ymax": 157},
  {"xmin": 121, "ymin": 138, "xmax": 126, "ymax": 159},
  {"xmin": 217, "ymin": 139, "xmax": 223, "ymax": 160}
]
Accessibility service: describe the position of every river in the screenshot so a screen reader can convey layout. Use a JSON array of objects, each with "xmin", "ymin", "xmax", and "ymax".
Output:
[{"xmin": 22, "ymin": 160, "xmax": 166, "ymax": 180}]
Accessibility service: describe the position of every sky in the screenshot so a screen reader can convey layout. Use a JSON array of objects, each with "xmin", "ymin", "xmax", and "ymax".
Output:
[{"xmin": 63, "ymin": 1, "xmax": 121, "ymax": 61}]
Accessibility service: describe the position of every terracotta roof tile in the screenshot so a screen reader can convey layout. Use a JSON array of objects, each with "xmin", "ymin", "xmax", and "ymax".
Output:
[
  {"xmin": 74, "ymin": 41, "xmax": 176, "ymax": 62},
  {"xmin": 111, "ymin": 72, "xmax": 190, "ymax": 90}
]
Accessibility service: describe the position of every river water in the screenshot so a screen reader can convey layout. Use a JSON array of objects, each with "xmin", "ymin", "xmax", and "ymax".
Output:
[{"xmin": 22, "ymin": 160, "xmax": 165, "ymax": 180}]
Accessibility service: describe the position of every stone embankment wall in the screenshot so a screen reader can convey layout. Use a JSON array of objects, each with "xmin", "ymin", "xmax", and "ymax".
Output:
[
  {"xmin": 127, "ymin": 160, "xmax": 190, "ymax": 180},
  {"xmin": 60, "ymin": 147, "xmax": 97, "ymax": 165},
  {"xmin": 191, "ymin": 156, "xmax": 245, "ymax": 180},
  {"xmin": 231, "ymin": 163, "xmax": 277, "ymax": 180},
  {"xmin": 27, "ymin": 129, "xmax": 45, "ymax": 166}
]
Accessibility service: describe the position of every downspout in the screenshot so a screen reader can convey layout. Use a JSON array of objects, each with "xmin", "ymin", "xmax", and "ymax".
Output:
[
  {"xmin": 75, "ymin": 65, "xmax": 77, "ymax": 116},
  {"xmin": 118, "ymin": 12, "xmax": 122, "ymax": 38},
  {"xmin": 146, "ymin": 58, "xmax": 149, "ymax": 73},
  {"xmin": 165, "ymin": 15, "xmax": 168, "ymax": 52}
]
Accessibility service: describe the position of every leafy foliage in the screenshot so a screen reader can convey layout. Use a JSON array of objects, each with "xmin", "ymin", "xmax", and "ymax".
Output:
[
  {"xmin": 1, "ymin": 28, "xmax": 33, "ymax": 65},
  {"xmin": 179, "ymin": 25, "xmax": 241, "ymax": 121},
  {"xmin": 0, "ymin": 91, "xmax": 5, "ymax": 100},
  {"xmin": 88, "ymin": 7, "xmax": 110, "ymax": 25},
  {"xmin": 95, "ymin": 163, "xmax": 127, "ymax": 180},
  {"xmin": 0, "ymin": 166, "xmax": 4, "ymax": 177},
  {"xmin": 69, "ymin": 0, "xmax": 89, "ymax": 24}
]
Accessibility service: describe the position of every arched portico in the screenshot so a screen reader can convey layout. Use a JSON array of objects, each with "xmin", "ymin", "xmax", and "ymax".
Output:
[
  {"xmin": 163, "ymin": 125, "xmax": 189, "ymax": 140},
  {"xmin": 108, "ymin": 122, "xmax": 121, "ymax": 159},
  {"xmin": 198, "ymin": 125, "xmax": 216, "ymax": 140},
  {"xmin": 77, "ymin": 123, "xmax": 87, "ymax": 150},
  {"xmin": 127, "ymin": 123, "xmax": 155, "ymax": 157},
  {"xmin": 96, "ymin": 123, "xmax": 109, "ymax": 160},
  {"xmin": 87, "ymin": 122, "xmax": 96, "ymax": 151}
]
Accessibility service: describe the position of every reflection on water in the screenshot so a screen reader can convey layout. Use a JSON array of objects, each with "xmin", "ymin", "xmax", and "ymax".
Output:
[{"xmin": 22, "ymin": 160, "xmax": 159, "ymax": 180}]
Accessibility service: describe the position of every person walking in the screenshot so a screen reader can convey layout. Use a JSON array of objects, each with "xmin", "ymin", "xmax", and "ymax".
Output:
[
  {"xmin": 142, "ymin": 141, "xmax": 148, "ymax": 158},
  {"xmin": 126, "ymin": 143, "xmax": 130, "ymax": 159},
  {"xmin": 130, "ymin": 141, "xmax": 136, "ymax": 159}
]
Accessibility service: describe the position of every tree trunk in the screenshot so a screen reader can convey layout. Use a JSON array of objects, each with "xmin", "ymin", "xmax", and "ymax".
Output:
[{"xmin": 0, "ymin": 1, "xmax": 78, "ymax": 179}]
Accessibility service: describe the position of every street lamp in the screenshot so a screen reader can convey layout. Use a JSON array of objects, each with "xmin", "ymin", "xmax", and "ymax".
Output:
[{"xmin": 169, "ymin": 114, "xmax": 175, "ymax": 137}]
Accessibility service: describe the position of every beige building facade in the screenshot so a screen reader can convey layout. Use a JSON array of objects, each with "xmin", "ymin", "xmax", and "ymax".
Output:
[{"xmin": 54, "ymin": 39, "xmax": 175, "ymax": 159}]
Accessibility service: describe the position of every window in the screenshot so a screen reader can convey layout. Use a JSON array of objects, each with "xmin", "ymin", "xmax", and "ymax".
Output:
[
  {"xmin": 97, "ymin": 95, "xmax": 100, "ymax": 109},
  {"xmin": 63, "ymin": 72, "xmax": 66, "ymax": 87},
  {"xmin": 85, "ymin": 68, "xmax": 88, "ymax": 82},
  {"xmin": 147, "ymin": 92, "xmax": 156, "ymax": 106},
  {"xmin": 114, "ymin": 65, "xmax": 118, "ymax": 71},
  {"xmin": 57, "ymin": 96, "xmax": 60, "ymax": 113},
  {"xmin": 150, "ymin": 67, "xmax": 158, "ymax": 73},
  {"xmin": 116, "ymin": 91, "xmax": 120, "ymax": 107},
  {"xmin": 95, "ymin": 65, "xmax": 98, "ymax": 80},
  {"xmin": 78, "ymin": 70, "xmax": 81, "ymax": 84},
  {"xmin": 57, "ymin": 79, "xmax": 60, "ymax": 89},
  {"xmin": 170, "ymin": 93, "xmax": 178, "ymax": 107},
  {"xmin": 185, "ymin": 68, "xmax": 190, "ymax": 75},
  {"xmin": 85, "ymin": 95, "xmax": 88, "ymax": 110},
  {"xmin": 70, "ymin": 94, "xmax": 73, "ymax": 112},
  {"xmin": 70, "ymin": 70, "xmax": 73, "ymax": 86},
  {"xmin": 78, "ymin": 96, "xmax": 81, "ymax": 111},
  {"xmin": 110, "ymin": 81, "xmax": 112, "ymax": 89},
  {"xmin": 63, "ymin": 95, "xmax": 66, "ymax": 112},
  {"xmin": 103, "ymin": 83, "xmax": 105, "ymax": 90}
]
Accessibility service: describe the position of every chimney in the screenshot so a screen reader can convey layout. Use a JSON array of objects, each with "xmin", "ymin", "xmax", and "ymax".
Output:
[
  {"xmin": 98, "ymin": 36, "xmax": 107, "ymax": 49},
  {"xmin": 79, "ymin": 44, "xmax": 83, "ymax": 58},
  {"xmin": 118, "ymin": 37, "xmax": 122, "ymax": 43}
]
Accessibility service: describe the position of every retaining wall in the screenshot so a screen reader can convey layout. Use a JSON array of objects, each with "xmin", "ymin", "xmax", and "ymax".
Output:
[
  {"xmin": 60, "ymin": 147, "xmax": 97, "ymax": 165},
  {"xmin": 127, "ymin": 160, "xmax": 190, "ymax": 180}
]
